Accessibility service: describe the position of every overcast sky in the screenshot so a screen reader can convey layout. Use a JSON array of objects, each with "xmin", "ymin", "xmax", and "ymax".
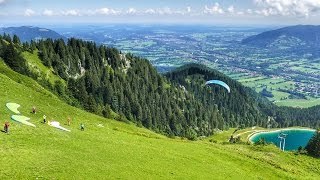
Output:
[{"xmin": 1, "ymin": 0, "xmax": 320, "ymax": 26}]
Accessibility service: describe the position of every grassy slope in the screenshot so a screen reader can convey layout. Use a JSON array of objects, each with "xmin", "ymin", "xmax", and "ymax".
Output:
[
  {"xmin": 1, "ymin": 59, "xmax": 320, "ymax": 179},
  {"xmin": 22, "ymin": 51, "xmax": 64, "ymax": 85},
  {"xmin": 275, "ymin": 98, "xmax": 320, "ymax": 108}
]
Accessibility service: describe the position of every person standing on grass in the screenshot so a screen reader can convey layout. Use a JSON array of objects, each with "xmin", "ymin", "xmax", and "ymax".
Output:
[
  {"xmin": 67, "ymin": 117, "xmax": 71, "ymax": 126},
  {"xmin": 32, "ymin": 106, "xmax": 37, "ymax": 114},
  {"xmin": 6, "ymin": 122, "xmax": 9, "ymax": 134},
  {"xmin": 4, "ymin": 122, "xmax": 9, "ymax": 134},
  {"xmin": 80, "ymin": 123, "xmax": 84, "ymax": 131},
  {"xmin": 43, "ymin": 115, "xmax": 47, "ymax": 124},
  {"xmin": 4, "ymin": 122, "xmax": 7, "ymax": 133}
]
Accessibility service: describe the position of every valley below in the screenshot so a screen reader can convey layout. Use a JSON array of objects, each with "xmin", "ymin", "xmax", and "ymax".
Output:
[{"xmin": 54, "ymin": 24, "xmax": 320, "ymax": 107}]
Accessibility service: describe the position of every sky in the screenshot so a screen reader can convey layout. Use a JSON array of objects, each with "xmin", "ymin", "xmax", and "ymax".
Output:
[{"xmin": 1, "ymin": 0, "xmax": 320, "ymax": 26}]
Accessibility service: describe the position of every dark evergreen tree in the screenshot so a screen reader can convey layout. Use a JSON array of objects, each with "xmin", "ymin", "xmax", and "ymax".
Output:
[
  {"xmin": 306, "ymin": 130, "xmax": 320, "ymax": 157},
  {"xmin": 2, "ymin": 42, "xmax": 27, "ymax": 73},
  {"xmin": 13, "ymin": 35, "xmax": 21, "ymax": 45}
]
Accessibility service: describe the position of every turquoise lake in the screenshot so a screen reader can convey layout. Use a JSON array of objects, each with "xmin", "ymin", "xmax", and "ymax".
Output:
[{"xmin": 250, "ymin": 129, "xmax": 316, "ymax": 151}]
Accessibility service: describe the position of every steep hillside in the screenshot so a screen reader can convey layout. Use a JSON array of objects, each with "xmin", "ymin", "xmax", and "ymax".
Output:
[
  {"xmin": 1, "ymin": 58, "xmax": 320, "ymax": 179},
  {"xmin": 22, "ymin": 50, "xmax": 65, "ymax": 85},
  {"xmin": 242, "ymin": 25, "xmax": 320, "ymax": 48},
  {"xmin": 166, "ymin": 64, "xmax": 272, "ymax": 127},
  {"xmin": 5, "ymin": 36, "xmax": 273, "ymax": 138},
  {"xmin": 166, "ymin": 64, "xmax": 320, "ymax": 128},
  {"xmin": 1, "ymin": 34, "xmax": 320, "ymax": 140},
  {"xmin": 0, "ymin": 26, "xmax": 67, "ymax": 42}
]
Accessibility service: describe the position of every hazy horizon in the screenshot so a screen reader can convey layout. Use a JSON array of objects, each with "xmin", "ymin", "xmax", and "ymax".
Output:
[{"xmin": 1, "ymin": 0, "xmax": 320, "ymax": 26}]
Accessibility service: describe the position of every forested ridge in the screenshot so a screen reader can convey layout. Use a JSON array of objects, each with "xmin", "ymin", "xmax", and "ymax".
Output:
[{"xmin": 0, "ymin": 34, "xmax": 319, "ymax": 139}]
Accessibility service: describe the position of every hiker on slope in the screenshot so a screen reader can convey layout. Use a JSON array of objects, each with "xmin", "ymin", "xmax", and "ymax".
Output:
[
  {"xmin": 4, "ymin": 122, "xmax": 9, "ymax": 134},
  {"xmin": 43, "ymin": 115, "xmax": 47, "ymax": 124}
]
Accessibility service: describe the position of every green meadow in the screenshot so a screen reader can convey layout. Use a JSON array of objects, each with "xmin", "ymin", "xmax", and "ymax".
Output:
[{"xmin": 230, "ymin": 73, "xmax": 320, "ymax": 108}]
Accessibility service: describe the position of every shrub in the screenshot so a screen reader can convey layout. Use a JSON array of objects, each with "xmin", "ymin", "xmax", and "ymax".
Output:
[
  {"xmin": 186, "ymin": 128, "xmax": 198, "ymax": 141},
  {"xmin": 255, "ymin": 138, "xmax": 267, "ymax": 146}
]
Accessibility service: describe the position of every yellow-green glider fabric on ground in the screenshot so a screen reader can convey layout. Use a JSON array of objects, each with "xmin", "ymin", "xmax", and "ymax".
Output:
[
  {"xmin": 11, "ymin": 115, "xmax": 36, "ymax": 127},
  {"xmin": 6, "ymin": 103, "xmax": 21, "ymax": 114}
]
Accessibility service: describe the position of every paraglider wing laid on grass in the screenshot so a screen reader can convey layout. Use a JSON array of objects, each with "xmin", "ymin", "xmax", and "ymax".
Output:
[
  {"xmin": 11, "ymin": 115, "xmax": 36, "ymax": 127},
  {"xmin": 205, "ymin": 80, "xmax": 231, "ymax": 93},
  {"xmin": 48, "ymin": 121, "xmax": 70, "ymax": 132},
  {"xmin": 6, "ymin": 103, "xmax": 21, "ymax": 114}
]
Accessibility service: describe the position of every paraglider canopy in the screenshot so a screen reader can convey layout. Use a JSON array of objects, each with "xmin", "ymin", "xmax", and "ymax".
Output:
[{"xmin": 205, "ymin": 80, "xmax": 230, "ymax": 93}]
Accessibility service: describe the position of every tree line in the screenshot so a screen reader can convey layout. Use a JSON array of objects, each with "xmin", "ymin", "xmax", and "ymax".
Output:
[{"xmin": 1, "ymin": 34, "xmax": 319, "ymax": 139}]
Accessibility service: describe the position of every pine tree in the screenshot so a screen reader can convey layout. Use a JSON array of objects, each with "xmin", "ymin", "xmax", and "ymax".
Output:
[
  {"xmin": 3, "ymin": 42, "xmax": 26, "ymax": 73},
  {"xmin": 305, "ymin": 130, "xmax": 320, "ymax": 157},
  {"xmin": 13, "ymin": 35, "xmax": 21, "ymax": 45},
  {"xmin": 3, "ymin": 33, "xmax": 11, "ymax": 42}
]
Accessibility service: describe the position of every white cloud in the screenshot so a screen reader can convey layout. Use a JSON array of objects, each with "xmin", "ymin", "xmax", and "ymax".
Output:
[
  {"xmin": 158, "ymin": 7, "xmax": 173, "ymax": 15},
  {"xmin": 254, "ymin": 0, "xmax": 320, "ymax": 17},
  {"xmin": 142, "ymin": 7, "xmax": 192, "ymax": 16},
  {"xmin": 24, "ymin": 9, "xmax": 35, "ymax": 16},
  {"xmin": 227, "ymin": 5, "xmax": 235, "ymax": 13},
  {"xmin": 43, "ymin": 9, "xmax": 54, "ymax": 16},
  {"xmin": 92, "ymin": 7, "xmax": 188, "ymax": 16},
  {"xmin": 62, "ymin": 9, "xmax": 80, "ymax": 16},
  {"xmin": 204, "ymin": 3, "xmax": 225, "ymax": 14},
  {"xmin": 126, "ymin": 8, "xmax": 137, "ymax": 14},
  {"xmin": 187, "ymin": 6, "xmax": 192, "ymax": 13},
  {"xmin": 14, "ymin": 5, "xmax": 255, "ymax": 18},
  {"xmin": 37, "ymin": 7, "xmax": 189, "ymax": 17},
  {"xmin": 39, "ymin": 8, "xmax": 120, "ymax": 16},
  {"xmin": 145, "ymin": 8, "xmax": 156, "ymax": 14},
  {"xmin": 95, "ymin": 8, "xmax": 119, "ymax": 15},
  {"xmin": 145, "ymin": 8, "xmax": 170, "ymax": 15}
]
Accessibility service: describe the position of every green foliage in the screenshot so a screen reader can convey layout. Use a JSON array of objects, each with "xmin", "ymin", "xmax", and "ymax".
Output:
[
  {"xmin": 255, "ymin": 138, "xmax": 268, "ymax": 146},
  {"xmin": 229, "ymin": 135, "xmax": 241, "ymax": 144},
  {"xmin": 2, "ymin": 33, "xmax": 12, "ymax": 42},
  {"xmin": 13, "ymin": 35, "xmax": 21, "ymax": 45},
  {"xmin": 294, "ymin": 146, "xmax": 308, "ymax": 155},
  {"xmin": 260, "ymin": 88, "xmax": 274, "ymax": 98},
  {"xmin": 306, "ymin": 130, "xmax": 320, "ymax": 157},
  {"xmin": 1, "ymin": 35, "xmax": 320, "ymax": 140},
  {"xmin": 30, "ymin": 38, "xmax": 236, "ymax": 137},
  {"xmin": 54, "ymin": 80, "xmax": 65, "ymax": 96},
  {"xmin": 1, "ymin": 41, "xmax": 28, "ymax": 74},
  {"xmin": 186, "ymin": 128, "xmax": 198, "ymax": 140},
  {"xmin": 209, "ymin": 139, "xmax": 217, "ymax": 143}
]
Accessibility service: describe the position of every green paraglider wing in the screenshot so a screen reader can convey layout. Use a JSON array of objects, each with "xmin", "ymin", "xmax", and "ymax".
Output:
[
  {"xmin": 205, "ymin": 80, "xmax": 230, "ymax": 93},
  {"xmin": 6, "ymin": 103, "xmax": 21, "ymax": 114},
  {"xmin": 11, "ymin": 115, "xmax": 36, "ymax": 127}
]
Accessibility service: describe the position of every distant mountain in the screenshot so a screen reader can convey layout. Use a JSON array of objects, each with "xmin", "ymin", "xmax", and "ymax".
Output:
[
  {"xmin": 0, "ymin": 26, "xmax": 67, "ymax": 42},
  {"xmin": 242, "ymin": 25, "xmax": 320, "ymax": 48}
]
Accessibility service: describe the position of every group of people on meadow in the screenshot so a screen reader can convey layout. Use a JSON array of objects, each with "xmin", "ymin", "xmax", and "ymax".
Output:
[
  {"xmin": 3, "ymin": 105, "xmax": 85, "ymax": 133},
  {"xmin": 34, "ymin": 106, "xmax": 85, "ymax": 130},
  {"xmin": 35, "ymin": 106, "xmax": 85, "ymax": 130}
]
